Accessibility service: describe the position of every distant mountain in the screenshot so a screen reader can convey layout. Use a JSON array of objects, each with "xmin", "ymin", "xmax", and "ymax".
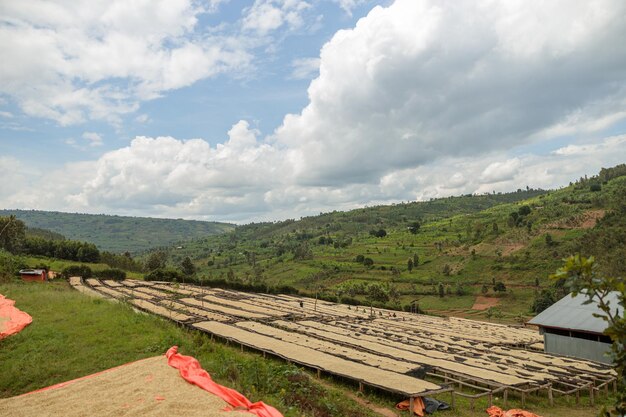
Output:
[{"xmin": 0, "ymin": 210, "xmax": 235, "ymax": 253}]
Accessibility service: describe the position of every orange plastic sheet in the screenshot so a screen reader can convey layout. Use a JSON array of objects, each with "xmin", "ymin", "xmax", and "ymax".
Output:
[
  {"xmin": 0, "ymin": 294, "xmax": 32, "ymax": 339},
  {"xmin": 486, "ymin": 405, "xmax": 543, "ymax": 417},
  {"xmin": 166, "ymin": 346, "xmax": 283, "ymax": 417},
  {"xmin": 396, "ymin": 397, "xmax": 426, "ymax": 417}
]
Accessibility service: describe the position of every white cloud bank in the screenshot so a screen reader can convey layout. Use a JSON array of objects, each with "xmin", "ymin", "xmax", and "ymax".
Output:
[
  {"xmin": 0, "ymin": 0, "xmax": 251, "ymax": 125},
  {"xmin": 2, "ymin": 0, "xmax": 626, "ymax": 221}
]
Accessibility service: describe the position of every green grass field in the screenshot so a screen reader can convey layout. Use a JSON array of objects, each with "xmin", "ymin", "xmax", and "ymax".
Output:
[{"xmin": 0, "ymin": 280, "xmax": 613, "ymax": 417}]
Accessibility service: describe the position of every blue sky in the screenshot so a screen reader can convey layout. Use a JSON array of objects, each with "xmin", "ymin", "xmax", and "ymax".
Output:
[{"xmin": 1, "ymin": 0, "xmax": 625, "ymax": 223}]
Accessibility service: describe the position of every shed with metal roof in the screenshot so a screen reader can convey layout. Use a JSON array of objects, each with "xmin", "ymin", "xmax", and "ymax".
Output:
[{"xmin": 528, "ymin": 292, "xmax": 621, "ymax": 364}]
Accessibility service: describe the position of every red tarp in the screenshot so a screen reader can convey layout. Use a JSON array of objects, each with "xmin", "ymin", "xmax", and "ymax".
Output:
[
  {"xmin": 486, "ymin": 405, "xmax": 543, "ymax": 417},
  {"xmin": 166, "ymin": 346, "xmax": 283, "ymax": 417},
  {"xmin": 396, "ymin": 397, "xmax": 426, "ymax": 416},
  {"xmin": 0, "ymin": 294, "xmax": 32, "ymax": 339}
]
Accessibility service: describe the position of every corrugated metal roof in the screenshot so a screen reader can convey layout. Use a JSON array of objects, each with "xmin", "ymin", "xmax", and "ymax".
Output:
[
  {"xmin": 528, "ymin": 291, "xmax": 622, "ymax": 334},
  {"xmin": 19, "ymin": 269, "xmax": 46, "ymax": 275}
]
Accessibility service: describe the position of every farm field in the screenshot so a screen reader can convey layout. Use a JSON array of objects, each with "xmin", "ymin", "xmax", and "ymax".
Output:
[{"xmin": 72, "ymin": 278, "xmax": 617, "ymax": 413}]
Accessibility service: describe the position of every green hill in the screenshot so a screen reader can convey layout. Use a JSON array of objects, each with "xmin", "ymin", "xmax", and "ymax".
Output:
[
  {"xmin": 155, "ymin": 164, "xmax": 625, "ymax": 320},
  {"xmin": 0, "ymin": 210, "xmax": 235, "ymax": 253}
]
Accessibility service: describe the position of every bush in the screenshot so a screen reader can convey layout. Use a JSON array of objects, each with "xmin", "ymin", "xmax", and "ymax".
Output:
[
  {"xmin": 144, "ymin": 268, "xmax": 184, "ymax": 282},
  {"xmin": 532, "ymin": 289, "xmax": 556, "ymax": 313},
  {"xmin": 339, "ymin": 296, "xmax": 360, "ymax": 305},
  {"xmin": 92, "ymin": 268, "xmax": 126, "ymax": 281},
  {"xmin": 61, "ymin": 265, "xmax": 93, "ymax": 279}
]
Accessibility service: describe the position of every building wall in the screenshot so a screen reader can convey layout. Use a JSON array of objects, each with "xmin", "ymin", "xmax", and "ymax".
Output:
[
  {"xmin": 21, "ymin": 273, "xmax": 46, "ymax": 282},
  {"xmin": 544, "ymin": 333, "xmax": 612, "ymax": 364}
]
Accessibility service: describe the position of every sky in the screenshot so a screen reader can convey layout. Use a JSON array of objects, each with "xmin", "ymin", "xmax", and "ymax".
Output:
[{"xmin": 1, "ymin": 0, "xmax": 625, "ymax": 223}]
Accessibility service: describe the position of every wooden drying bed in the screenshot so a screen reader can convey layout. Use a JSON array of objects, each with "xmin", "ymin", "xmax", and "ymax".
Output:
[
  {"xmin": 192, "ymin": 321, "xmax": 447, "ymax": 398},
  {"xmin": 74, "ymin": 278, "xmax": 617, "ymax": 408}
]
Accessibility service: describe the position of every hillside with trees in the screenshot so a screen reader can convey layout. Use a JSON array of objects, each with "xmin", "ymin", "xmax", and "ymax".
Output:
[
  {"xmin": 144, "ymin": 164, "xmax": 626, "ymax": 322},
  {"xmin": 0, "ymin": 210, "xmax": 235, "ymax": 253}
]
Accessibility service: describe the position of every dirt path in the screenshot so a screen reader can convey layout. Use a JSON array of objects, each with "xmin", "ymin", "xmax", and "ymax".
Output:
[
  {"xmin": 315, "ymin": 378, "xmax": 399, "ymax": 417},
  {"xmin": 471, "ymin": 296, "xmax": 499, "ymax": 311}
]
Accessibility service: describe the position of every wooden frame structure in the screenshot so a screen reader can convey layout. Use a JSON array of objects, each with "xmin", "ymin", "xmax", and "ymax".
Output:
[{"xmin": 71, "ymin": 278, "xmax": 617, "ymax": 409}]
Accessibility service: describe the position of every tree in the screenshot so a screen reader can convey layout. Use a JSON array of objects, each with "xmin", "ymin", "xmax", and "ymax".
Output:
[
  {"xmin": 369, "ymin": 229, "xmax": 387, "ymax": 238},
  {"xmin": 545, "ymin": 233, "xmax": 554, "ymax": 247},
  {"xmin": 442, "ymin": 264, "xmax": 451, "ymax": 276},
  {"xmin": 438, "ymin": 282, "xmax": 445, "ymax": 298},
  {"xmin": 145, "ymin": 251, "xmax": 167, "ymax": 271},
  {"xmin": 552, "ymin": 255, "xmax": 626, "ymax": 415},
  {"xmin": 0, "ymin": 216, "xmax": 25, "ymax": 253},
  {"xmin": 531, "ymin": 289, "xmax": 555, "ymax": 314},
  {"xmin": 407, "ymin": 258, "xmax": 414, "ymax": 272},
  {"xmin": 413, "ymin": 253, "xmax": 419, "ymax": 266},
  {"xmin": 365, "ymin": 283, "xmax": 389, "ymax": 316},
  {"xmin": 180, "ymin": 256, "xmax": 196, "ymax": 276},
  {"xmin": 493, "ymin": 281, "xmax": 506, "ymax": 292},
  {"xmin": 362, "ymin": 257, "xmax": 374, "ymax": 267},
  {"xmin": 408, "ymin": 221, "xmax": 421, "ymax": 234}
]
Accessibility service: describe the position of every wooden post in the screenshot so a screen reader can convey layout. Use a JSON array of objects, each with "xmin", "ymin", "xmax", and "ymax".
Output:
[
  {"xmin": 450, "ymin": 391, "xmax": 455, "ymax": 409},
  {"xmin": 521, "ymin": 391, "xmax": 526, "ymax": 407},
  {"xmin": 489, "ymin": 392, "xmax": 493, "ymax": 407},
  {"xmin": 575, "ymin": 389, "xmax": 580, "ymax": 405},
  {"xmin": 240, "ymin": 343, "xmax": 243, "ymax": 352},
  {"xmin": 359, "ymin": 382, "xmax": 364, "ymax": 393},
  {"xmin": 614, "ymin": 379, "xmax": 618, "ymax": 394},
  {"xmin": 317, "ymin": 369, "xmax": 321, "ymax": 379},
  {"xmin": 470, "ymin": 398, "xmax": 475, "ymax": 411},
  {"xmin": 548, "ymin": 386, "xmax": 554, "ymax": 406},
  {"xmin": 604, "ymin": 382, "xmax": 609, "ymax": 397},
  {"xmin": 503, "ymin": 389, "xmax": 508, "ymax": 408},
  {"xmin": 409, "ymin": 397, "xmax": 414, "ymax": 414},
  {"xmin": 589, "ymin": 384, "xmax": 595, "ymax": 406}
]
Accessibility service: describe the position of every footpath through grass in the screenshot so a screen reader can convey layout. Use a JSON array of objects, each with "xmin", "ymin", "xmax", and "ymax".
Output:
[{"xmin": 0, "ymin": 280, "xmax": 614, "ymax": 417}]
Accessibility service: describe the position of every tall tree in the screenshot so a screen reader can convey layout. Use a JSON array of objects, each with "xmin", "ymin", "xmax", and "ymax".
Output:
[
  {"xmin": 0, "ymin": 216, "xmax": 25, "ymax": 253},
  {"xmin": 180, "ymin": 256, "xmax": 196, "ymax": 276}
]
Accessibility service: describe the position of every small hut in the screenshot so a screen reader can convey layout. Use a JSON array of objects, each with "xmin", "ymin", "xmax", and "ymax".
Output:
[
  {"xmin": 528, "ymin": 291, "xmax": 620, "ymax": 363},
  {"xmin": 19, "ymin": 269, "xmax": 47, "ymax": 282}
]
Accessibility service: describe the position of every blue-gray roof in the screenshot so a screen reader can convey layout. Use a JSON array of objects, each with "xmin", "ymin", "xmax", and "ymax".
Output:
[{"xmin": 528, "ymin": 291, "xmax": 622, "ymax": 334}]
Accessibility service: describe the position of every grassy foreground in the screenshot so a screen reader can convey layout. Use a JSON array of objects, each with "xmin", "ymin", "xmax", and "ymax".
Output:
[{"xmin": 0, "ymin": 281, "xmax": 613, "ymax": 417}]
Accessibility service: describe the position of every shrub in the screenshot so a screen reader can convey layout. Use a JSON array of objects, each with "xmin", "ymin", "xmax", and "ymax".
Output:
[
  {"xmin": 92, "ymin": 268, "xmax": 126, "ymax": 281},
  {"xmin": 61, "ymin": 265, "xmax": 93, "ymax": 279}
]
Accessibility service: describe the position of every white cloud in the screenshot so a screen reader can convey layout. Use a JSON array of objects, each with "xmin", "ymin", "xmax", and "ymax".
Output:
[
  {"xmin": 290, "ymin": 57, "xmax": 320, "ymax": 80},
  {"xmin": 333, "ymin": 0, "xmax": 367, "ymax": 15},
  {"xmin": 0, "ymin": 0, "xmax": 251, "ymax": 125},
  {"xmin": 0, "ymin": 111, "xmax": 13, "ymax": 118},
  {"xmin": 5, "ymin": 130, "xmax": 625, "ymax": 222},
  {"xmin": 0, "ymin": 156, "xmax": 27, "ymax": 200},
  {"xmin": 273, "ymin": 0, "xmax": 626, "ymax": 186},
  {"xmin": 135, "ymin": 114, "xmax": 151, "ymax": 124},
  {"xmin": 2, "ymin": 0, "xmax": 626, "ymax": 222},
  {"xmin": 480, "ymin": 158, "xmax": 521, "ymax": 183},
  {"xmin": 82, "ymin": 132, "xmax": 103, "ymax": 147},
  {"xmin": 242, "ymin": 0, "xmax": 311, "ymax": 35}
]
